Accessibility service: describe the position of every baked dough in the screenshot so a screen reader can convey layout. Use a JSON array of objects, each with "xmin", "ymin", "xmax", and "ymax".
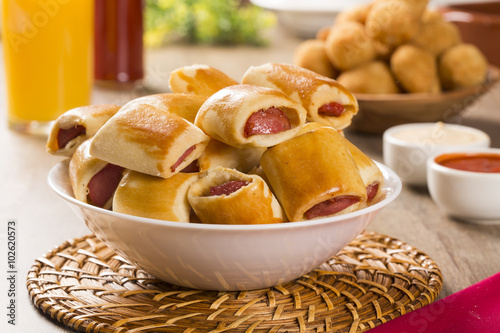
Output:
[
  {"xmin": 90, "ymin": 103, "xmax": 209, "ymax": 179},
  {"xmin": 121, "ymin": 93, "xmax": 206, "ymax": 123},
  {"xmin": 241, "ymin": 63, "xmax": 358, "ymax": 130},
  {"xmin": 169, "ymin": 64, "xmax": 239, "ymax": 96},
  {"xmin": 194, "ymin": 84, "xmax": 307, "ymax": 148},
  {"xmin": 113, "ymin": 170, "xmax": 199, "ymax": 222},
  {"xmin": 47, "ymin": 104, "xmax": 121, "ymax": 156},
  {"xmin": 197, "ymin": 139, "xmax": 266, "ymax": 173},
  {"xmin": 69, "ymin": 139, "xmax": 124, "ymax": 209},
  {"xmin": 188, "ymin": 166, "xmax": 284, "ymax": 225},
  {"xmin": 260, "ymin": 127, "xmax": 367, "ymax": 221}
]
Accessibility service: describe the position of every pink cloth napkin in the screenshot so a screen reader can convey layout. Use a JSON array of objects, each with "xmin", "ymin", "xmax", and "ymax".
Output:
[{"xmin": 367, "ymin": 272, "xmax": 500, "ymax": 332}]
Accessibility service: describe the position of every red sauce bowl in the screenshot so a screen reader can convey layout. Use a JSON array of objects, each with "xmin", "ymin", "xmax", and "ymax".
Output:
[{"xmin": 427, "ymin": 148, "xmax": 500, "ymax": 224}]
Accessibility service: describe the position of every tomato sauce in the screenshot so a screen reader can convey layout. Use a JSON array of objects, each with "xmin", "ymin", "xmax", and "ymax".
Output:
[{"xmin": 436, "ymin": 153, "xmax": 500, "ymax": 173}]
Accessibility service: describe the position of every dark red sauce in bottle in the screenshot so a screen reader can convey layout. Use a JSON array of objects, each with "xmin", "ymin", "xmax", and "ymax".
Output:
[{"xmin": 94, "ymin": 0, "xmax": 144, "ymax": 84}]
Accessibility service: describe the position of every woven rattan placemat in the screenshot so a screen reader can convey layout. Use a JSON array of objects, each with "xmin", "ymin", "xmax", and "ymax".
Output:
[{"xmin": 27, "ymin": 232, "xmax": 442, "ymax": 333}]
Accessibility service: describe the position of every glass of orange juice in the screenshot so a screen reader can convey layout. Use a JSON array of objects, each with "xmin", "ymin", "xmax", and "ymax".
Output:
[{"xmin": 1, "ymin": 0, "xmax": 93, "ymax": 135}]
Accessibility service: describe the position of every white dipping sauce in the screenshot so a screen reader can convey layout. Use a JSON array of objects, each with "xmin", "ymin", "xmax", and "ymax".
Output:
[
  {"xmin": 383, "ymin": 122, "xmax": 491, "ymax": 185},
  {"xmin": 392, "ymin": 122, "xmax": 488, "ymax": 145}
]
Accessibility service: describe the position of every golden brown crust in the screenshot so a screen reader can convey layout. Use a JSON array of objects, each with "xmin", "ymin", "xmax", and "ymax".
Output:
[
  {"xmin": 294, "ymin": 39, "xmax": 337, "ymax": 79},
  {"xmin": 187, "ymin": 167, "xmax": 284, "ymax": 224},
  {"xmin": 194, "ymin": 84, "xmax": 307, "ymax": 148},
  {"xmin": 113, "ymin": 170, "xmax": 199, "ymax": 222},
  {"xmin": 69, "ymin": 139, "xmax": 114, "ymax": 209},
  {"xmin": 122, "ymin": 93, "xmax": 206, "ymax": 123},
  {"xmin": 90, "ymin": 103, "xmax": 209, "ymax": 179},
  {"xmin": 439, "ymin": 44, "xmax": 488, "ymax": 90},
  {"xmin": 47, "ymin": 104, "xmax": 121, "ymax": 156},
  {"xmin": 337, "ymin": 61, "xmax": 400, "ymax": 94},
  {"xmin": 260, "ymin": 127, "xmax": 367, "ymax": 221},
  {"xmin": 197, "ymin": 139, "xmax": 266, "ymax": 173},
  {"xmin": 241, "ymin": 63, "xmax": 358, "ymax": 130},
  {"xmin": 169, "ymin": 64, "xmax": 239, "ymax": 96}
]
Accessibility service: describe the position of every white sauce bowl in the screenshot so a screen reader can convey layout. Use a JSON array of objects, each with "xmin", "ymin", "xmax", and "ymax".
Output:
[
  {"xmin": 383, "ymin": 123, "xmax": 490, "ymax": 186},
  {"xmin": 427, "ymin": 148, "xmax": 500, "ymax": 224}
]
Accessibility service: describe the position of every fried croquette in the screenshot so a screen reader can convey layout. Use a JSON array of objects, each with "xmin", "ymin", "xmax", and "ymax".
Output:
[
  {"xmin": 439, "ymin": 44, "xmax": 488, "ymax": 90},
  {"xmin": 365, "ymin": 0, "xmax": 422, "ymax": 47},
  {"xmin": 391, "ymin": 44, "xmax": 441, "ymax": 93},
  {"xmin": 325, "ymin": 21, "xmax": 376, "ymax": 71},
  {"xmin": 337, "ymin": 61, "xmax": 400, "ymax": 94},
  {"xmin": 412, "ymin": 19, "xmax": 461, "ymax": 56},
  {"xmin": 294, "ymin": 39, "xmax": 337, "ymax": 78}
]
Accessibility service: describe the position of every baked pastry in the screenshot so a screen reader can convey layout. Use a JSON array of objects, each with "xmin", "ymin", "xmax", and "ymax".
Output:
[
  {"xmin": 169, "ymin": 64, "xmax": 239, "ymax": 96},
  {"xmin": 187, "ymin": 166, "xmax": 284, "ymax": 225},
  {"xmin": 241, "ymin": 63, "xmax": 358, "ymax": 130},
  {"xmin": 113, "ymin": 170, "xmax": 199, "ymax": 222},
  {"xmin": 298, "ymin": 123, "xmax": 383, "ymax": 204},
  {"xmin": 194, "ymin": 84, "xmax": 307, "ymax": 148},
  {"xmin": 47, "ymin": 104, "xmax": 121, "ymax": 156},
  {"xmin": 260, "ymin": 127, "xmax": 367, "ymax": 221},
  {"xmin": 197, "ymin": 139, "xmax": 266, "ymax": 173},
  {"xmin": 121, "ymin": 93, "xmax": 206, "ymax": 123},
  {"xmin": 69, "ymin": 139, "xmax": 124, "ymax": 209},
  {"xmin": 90, "ymin": 103, "xmax": 210, "ymax": 179}
]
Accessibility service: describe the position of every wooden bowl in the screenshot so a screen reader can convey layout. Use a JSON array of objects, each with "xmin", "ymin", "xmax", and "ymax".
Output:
[{"xmin": 350, "ymin": 65, "xmax": 500, "ymax": 134}]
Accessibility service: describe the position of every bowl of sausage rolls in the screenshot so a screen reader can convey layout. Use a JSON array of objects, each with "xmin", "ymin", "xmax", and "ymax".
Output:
[{"xmin": 47, "ymin": 63, "xmax": 401, "ymax": 291}]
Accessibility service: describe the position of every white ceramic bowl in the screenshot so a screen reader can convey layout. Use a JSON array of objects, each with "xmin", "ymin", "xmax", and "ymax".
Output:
[
  {"xmin": 383, "ymin": 123, "xmax": 490, "ymax": 186},
  {"xmin": 48, "ymin": 160, "xmax": 401, "ymax": 291},
  {"xmin": 427, "ymin": 148, "xmax": 500, "ymax": 224},
  {"xmin": 250, "ymin": 0, "xmax": 369, "ymax": 38}
]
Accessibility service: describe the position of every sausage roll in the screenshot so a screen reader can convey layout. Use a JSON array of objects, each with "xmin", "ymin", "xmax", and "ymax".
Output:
[
  {"xmin": 343, "ymin": 139, "xmax": 384, "ymax": 205},
  {"xmin": 187, "ymin": 167, "xmax": 284, "ymax": 225},
  {"xmin": 260, "ymin": 127, "xmax": 367, "ymax": 221},
  {"xmin": 298, "ymin": 123, "xmax": 383, "ymax": 205},
  {"xmin": 169, "ymin": 64, "xmax": 239, "ymax": 96},
  {"xmin": 241, "ymin": 63, "xmax": 359, "ymax": 130},
  {"xmin": 89, "ymin": 103, "xmax": 210, "ymax": 179},
  {"xmin": 113, "ymin": 170, "xmax": 199, "ymax": 222},
  {"xmin": 120, "ymin": 93, "xmax": 206, "ymax": 123},
  {"xmin": 194, "ymin": 84, "xmax": 307, "ymax": 148},
  {"xmin": 47, "ymin": 104, "xmax": 121, "ymax": 157},
  {"xmin": 69, "ymin": 139, "xmax": 125, "ymax": 209},
  {"xmin": 197, "ymin": 139, "xmax": 266, "ymax": 173}
]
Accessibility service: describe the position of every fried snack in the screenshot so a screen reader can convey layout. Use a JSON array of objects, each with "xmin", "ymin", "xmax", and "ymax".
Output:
[
  {"xmin": 365, "ymin": 0, "xmax": 422, "ymax": 47},
  {"xmin": 90, "ymin": 103, "xmax": 209, "ymax": 179},
  {"xmin": 412, "ymin": 18, "xmax": 461, "ymax": 56},
  {"xmin": 187, "ymin": 167, "xmax": 284, "ymax": 225},
  {"xmin": 113, "ymin": 170, "xmax": 198, "ymax": 222},
  {"xmin": 242, "ymin": 63, "xmax": 359, "ymax": 130},
  {"xmin": 169, "ymin": 64, "xmax": 239, "ymax": 96},
  {"xmin": 439, "ymin": 44, "xmax": 488, "ymax": 90},
  {"xmin": 325, "ymin": 21, "xmax": 376, "ymax": 71},
  {"xmin": 260, "ymin": 127, "xmax": 367, "ymax": 221},
  {"xmin": 194, "ymin": 84, "xmax": 307, "ymax": 149},
  {"xmin": 197, "ymin": 139, "xmax": 265, "ymax": 173},
  {"xmin": 69, "ymin": 139, "xmax": 124, "ymax": 209},
  {"xmin": 316, "ymin": 26, "xmax": 331, "ymax": 41},
  {"xmin": 47, "ymin": 104, "xmax": 121, "ymax": 157},
  {"xmin": 391, "ymin": 45, "xmax": 441, "ymax": 93},
  {"xmin": 121, "ymin": 93, "xmax": 206, "ymax": 123},
  {"xmin": 375, "ymin": 0, "xmax": 429, "ymax": 17},
  {"xmin": 334, "ymin": 3, "xmax": 372, "ymax": 25},
  {"xmin": 337, "ymin": 61, "xmax": 400, "ymax": 94},
  {"xmin": 293, "ymin": 39, "xmax": 337, "ymax": 79}
]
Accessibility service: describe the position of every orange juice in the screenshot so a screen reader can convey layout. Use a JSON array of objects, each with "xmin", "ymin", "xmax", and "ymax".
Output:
[{"xmin": 2, "ymin": 0, "xmax": 93, "ymax": 135}]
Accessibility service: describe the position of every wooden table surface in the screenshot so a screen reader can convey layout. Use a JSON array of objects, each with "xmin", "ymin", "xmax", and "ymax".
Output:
[{"xmin": 1, "ymin": 27, "xmax": 500, "ymax": 332}]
